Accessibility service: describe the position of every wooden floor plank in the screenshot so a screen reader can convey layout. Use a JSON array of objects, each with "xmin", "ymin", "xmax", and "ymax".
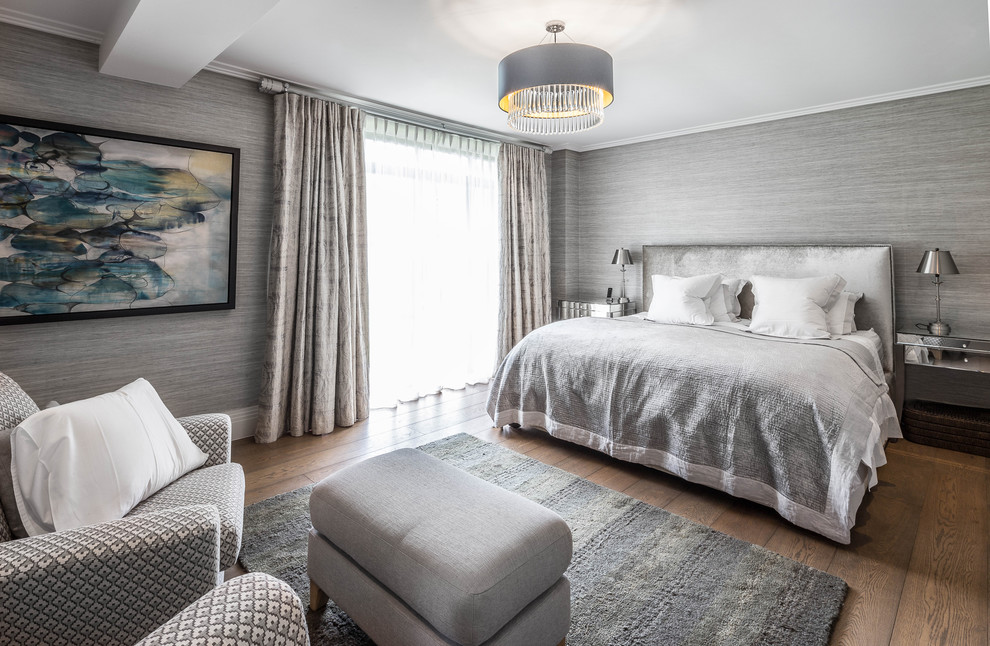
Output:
[
  {"xmin": 622, "ymin": 474, "xmax": 689, "ymax": 509},
  {"xmin": 710, "ymin": 499, "xmax": 782, "ymax": 547},
  {"xmin": 827, "ymin": 497, "xmax": 921, "ymax": 646},
  {"xmin": 302, "ymin": 424, "xmax": 471, "ymax": 484},
  {"xmin": 523, "ymin": 438, "xmax": 582, "ymax": 466},
  {"xmin": 886, "ymin": 439, "xmax": 990, "ymax": 474},
  {"xmin": 889, "ymin": 465, "xmax": 989, "ymax": 646},
  {"xmin": 826, "ymin": 448, "xmax": 935, "ymax": 646},
  {"xmin": 244, "ymin": 404, "xmax": 489, "ymax": 490},
  {"xmin": 553, "ymin": 450, "xmax": 612, "ymax": 479},
  {"xmin": 468, "ymin": 425, "xmax": 509, "ymax": 443},
  {"xmin": 659, "ymin": 480, "xmax": 737, "ymax": 528},
  {"xmin": 232, "ymin": 386, "xmax": 990, "ymax": 646},
  {"xmin": 764, "ymin": 523, "xmax": 836, "ymax": 572},
  {"xmin": 583, "ymin": 462, "xmax": 645, "ymax": 494},
  {"xmin": 484, "ymin": 427, "xmax": 546, "ymax": 453},
  {"xmin": 234, "ymin": 385, "xmax": 490, "ymax": 467},
  {"xmin": 244, "ymin": 474, "xmax": 314, "ymax": 506}
]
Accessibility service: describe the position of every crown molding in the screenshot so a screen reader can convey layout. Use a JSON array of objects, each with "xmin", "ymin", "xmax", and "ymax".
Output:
[
  {"xmin": 0, "ymin": 7, "xmax": 103, "ymax": 44},
  {"xmin": 203, "ymin": 60, "xmax": 261, "ymax": 82},
  {"xmin": 568, "ymin": 75, "xmax": 990, "ymax": 153}
]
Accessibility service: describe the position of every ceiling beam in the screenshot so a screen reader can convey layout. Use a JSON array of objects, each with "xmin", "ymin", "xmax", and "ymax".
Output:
[{"xmin": 99, "ymin": 0, "xmax": 283, "ymax": 88}]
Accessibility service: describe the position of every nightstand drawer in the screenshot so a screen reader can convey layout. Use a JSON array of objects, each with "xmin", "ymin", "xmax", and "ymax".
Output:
[
  {"xmin": 557, "ymin": 300, "xmax": 637, "ymax": 320},
  {"xmin": 898, "ymin": 332, "xmax": 990, "ymax": 373}
]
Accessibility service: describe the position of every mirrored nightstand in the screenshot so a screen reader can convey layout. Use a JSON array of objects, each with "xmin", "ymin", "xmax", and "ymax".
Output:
[
  {"xmin": 895, "ymin": 330, "xmax": 990, "ymax": 456},
  {"xmin": 897, "ymin": 331, "xmax": 990, "ymax": 373},
  {"xmin": 557, "ymin": 300, "xmax": 637, "ymax": 320}
]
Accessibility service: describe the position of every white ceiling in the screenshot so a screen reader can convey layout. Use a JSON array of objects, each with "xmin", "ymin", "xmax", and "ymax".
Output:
[{"xmin": 1, "ymin": 0, "xmax": 988, "ymax": 151}]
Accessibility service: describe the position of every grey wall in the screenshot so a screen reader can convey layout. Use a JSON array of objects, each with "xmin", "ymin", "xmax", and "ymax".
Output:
[
  {"xmin": 549, "ymin": 150, "xmax": 580, "ymax": 301},
  {"xmin": 0, "ymin": 24, "xmax": 273, "ymax": 418},
  {"xmin": 551, "ymin": 86, "xmax": 990, "ymax": 336}
]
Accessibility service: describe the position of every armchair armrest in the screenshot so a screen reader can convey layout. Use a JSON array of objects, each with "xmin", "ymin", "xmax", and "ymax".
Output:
[
  {"xmin": 0, "ymin": 505, "xmax": 221, "ymax": 646},
  {"xmin": 136, "ymin": 573, "xmax": 310, "ymax": 646},
  {"xmin": 178, "ymin": 413, "xmax": 232, "ymax": 467}
]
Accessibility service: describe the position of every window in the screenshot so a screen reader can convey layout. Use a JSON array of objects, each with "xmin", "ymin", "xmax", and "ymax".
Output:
[{"xmin": 364, "ymin": 117, "xmax": 499, "ymax": 407}]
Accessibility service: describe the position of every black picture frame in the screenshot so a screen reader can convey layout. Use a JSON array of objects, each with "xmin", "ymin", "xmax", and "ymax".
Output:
[{"xmin": 0, "ymin": 114, "xmax": 239, "ymax": 326}]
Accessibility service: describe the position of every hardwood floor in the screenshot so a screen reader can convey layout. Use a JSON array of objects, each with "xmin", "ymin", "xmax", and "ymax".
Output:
[{"xmin": 232, "ymin": 383, "xmax": 990, "ymax": 646}]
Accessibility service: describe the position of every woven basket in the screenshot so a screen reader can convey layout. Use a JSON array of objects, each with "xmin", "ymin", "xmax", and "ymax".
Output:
[{"xmin": 902, "ymin": 400, "xmax": 990, "ymax": 458}]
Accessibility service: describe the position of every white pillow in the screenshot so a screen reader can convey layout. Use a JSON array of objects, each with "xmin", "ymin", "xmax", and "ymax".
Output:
[
  {"xmin": 706, "ymin": 277, "xmax": 747, "ymax": 323},
  {"xmin": 10, "ymin": 378, "xmax": 207, "ymax": 536},
  {"xmin": 749, "ymin": 274, "xmax": 847, "ymax": 339},
  {"xmin": 827, "ymin": 291, "xmax": 863, "ymax": 336},
  {"xmin": 647, "ymin": 273, "xmax": 722, "ymax": 325}
]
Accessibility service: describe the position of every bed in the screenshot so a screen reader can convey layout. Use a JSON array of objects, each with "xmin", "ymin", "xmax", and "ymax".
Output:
[{"xmin": 487, "ymin": 244, "xmax": 902, "ymax": 543}]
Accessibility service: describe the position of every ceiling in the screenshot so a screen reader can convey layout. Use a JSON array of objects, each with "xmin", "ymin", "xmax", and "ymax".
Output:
[{"xmin": 1, "ymin": 0, "xmax": 988, "ymax": 151}]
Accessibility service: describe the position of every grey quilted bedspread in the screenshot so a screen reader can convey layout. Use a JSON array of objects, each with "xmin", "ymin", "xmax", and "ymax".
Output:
[{"xmin": 487, "ymin": 317, "xmax": 888, "ymax": 525}]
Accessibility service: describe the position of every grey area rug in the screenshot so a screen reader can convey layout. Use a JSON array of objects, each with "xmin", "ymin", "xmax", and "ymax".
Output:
[{"xmin": 239, "ymin": 433, "xmax": 847, "ymax": 645}]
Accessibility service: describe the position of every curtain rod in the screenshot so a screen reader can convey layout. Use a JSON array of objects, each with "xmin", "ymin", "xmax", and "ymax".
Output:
[{"xmin": 258, "ymin": 77, "xmax": 551, "ymax": 153}]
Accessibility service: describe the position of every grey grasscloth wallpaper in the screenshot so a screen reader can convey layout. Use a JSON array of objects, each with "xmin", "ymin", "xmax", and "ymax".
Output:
[
  {"xmin": 551, "ymin": 86, "xmax": 990, "ymax": 337},
  {"xmin": 0, "ymin": 24, "xmax": 273, "ymax": 418},
  {"xmin": 549, "ymin": 150, "xmax": 580, "ymax": 302}
]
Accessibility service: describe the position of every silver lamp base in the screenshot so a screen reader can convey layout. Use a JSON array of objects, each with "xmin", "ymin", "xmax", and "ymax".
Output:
[{"xmin": 927, "ymin": 321, "xmax": 951, "ymax": 336}]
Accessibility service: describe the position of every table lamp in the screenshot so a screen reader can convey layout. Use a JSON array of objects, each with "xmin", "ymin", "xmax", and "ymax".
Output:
[
  {"xmin": 611, "ymin": 248, "xmax": 633, "ymax": 304},
  {"xmin": 917, "ymin": 248, "xmax": 959, "ymax": 336}
]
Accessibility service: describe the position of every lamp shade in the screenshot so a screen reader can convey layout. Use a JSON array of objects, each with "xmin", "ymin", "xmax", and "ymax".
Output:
[
  {"xmin": 611, "ymin": 248, "xmax": 633, "ymax": 266},
  {"xmin": 917, "ymin": 249, "xmax": 959, "ymax": 275},
  {"xmin": 498, "ymin": 38, "xmax": 614, "ymax": 135}
]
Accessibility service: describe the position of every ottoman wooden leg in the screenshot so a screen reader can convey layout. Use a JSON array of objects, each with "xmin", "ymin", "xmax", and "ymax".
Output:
[
  {"xmin": 310, "ymin": 579, "xmax": 329, "ymax": 611},
  {"xmin": 557, "ymin": 640, "xmax": 566, "ymax": 646}
]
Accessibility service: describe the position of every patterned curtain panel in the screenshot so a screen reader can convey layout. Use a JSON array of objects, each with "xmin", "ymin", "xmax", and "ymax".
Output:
[
  {"xmin": 497, "ymin": 144, "xmax": 551, "ymax": 363},
  {"xmin": 255, "ymin": 93, "xmax": 369, "ymax": 443}
]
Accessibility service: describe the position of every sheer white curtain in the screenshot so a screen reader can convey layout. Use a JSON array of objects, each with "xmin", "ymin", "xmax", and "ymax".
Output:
[{"xmin": 364, "ymin": 117, "xmax": 499, "ymax": 407}]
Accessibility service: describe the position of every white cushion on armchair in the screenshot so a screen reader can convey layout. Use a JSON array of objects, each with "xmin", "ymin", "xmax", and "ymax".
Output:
[{"xmin": 11, "ymin": 378, "xmax": 207, "ymax": 536}]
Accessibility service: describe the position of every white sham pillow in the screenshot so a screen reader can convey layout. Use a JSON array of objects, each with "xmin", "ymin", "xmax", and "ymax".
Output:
[
  {"xmin": 10, "ymin": 378, "xmax": 207, "ymax": 536},
  {"xmin": 707, "ymin": 277, "xmax": 747, "ymax": 323},
  {"xmin": 647, "ymin": 273, "xmax": 722, "ymax": 325},
  {"xmin": 827, "ymin": 291, "xmax": 863, "ymax": 336},
  {"xmin": 749, "ymin": 274, "xmax": 847, "ymax": 339}
]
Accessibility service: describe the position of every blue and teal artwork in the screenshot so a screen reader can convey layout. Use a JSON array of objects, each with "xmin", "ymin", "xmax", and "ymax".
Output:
[{"xmin": 0, "ymin": 115, "xmax": 238, "ymax": 324}]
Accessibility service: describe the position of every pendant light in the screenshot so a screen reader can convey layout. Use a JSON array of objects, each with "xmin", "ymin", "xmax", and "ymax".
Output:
[{"xmin": 498, "ymin": 21, "xmax": 614, "ymax": 135}]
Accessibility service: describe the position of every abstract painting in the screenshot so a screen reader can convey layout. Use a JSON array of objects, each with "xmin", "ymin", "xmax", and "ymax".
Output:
[{"xmin": 0, "ymin": 115, "xmax": 238, "ymax": 325}]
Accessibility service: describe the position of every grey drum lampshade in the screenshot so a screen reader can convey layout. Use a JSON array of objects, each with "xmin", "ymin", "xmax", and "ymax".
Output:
[
  {"xmin": 916, "ymin": 248, "xmax": 959, "ymax": 275},
  {"xmin": 611, "ymin": 248, "xmax": 633, "ymax": 266},
  {"xmin": 498, "ymin": 24, "xmax": 614, "ymax": 136}
]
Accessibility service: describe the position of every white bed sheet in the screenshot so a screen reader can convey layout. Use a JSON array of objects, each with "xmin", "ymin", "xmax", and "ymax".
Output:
[{"xmin": 624, "ymin": 312, "xmax": 884, "ymax": 358}]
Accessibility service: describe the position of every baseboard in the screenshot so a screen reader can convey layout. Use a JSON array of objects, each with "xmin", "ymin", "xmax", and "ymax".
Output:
[{"xmin": 227, "ymin": 405, "xmax": 259, "ymax": 441}]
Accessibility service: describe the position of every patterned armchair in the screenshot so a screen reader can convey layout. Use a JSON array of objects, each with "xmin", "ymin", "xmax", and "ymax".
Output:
[
  {"xmin": 0, "ymin": 505, "xmax": 308, "ymax": 646},
  {"xmin": 0, "ymin": 371, "xmax": 273, "ymax": 646},
  {"xmin": 136, "ymin": 573, "xmax": 309, "ymax": 646}
]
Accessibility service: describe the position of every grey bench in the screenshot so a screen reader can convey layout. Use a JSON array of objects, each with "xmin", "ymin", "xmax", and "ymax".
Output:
[{"xmin": 308, "ymin": 447, "xmax": 572, "ymax": 646}]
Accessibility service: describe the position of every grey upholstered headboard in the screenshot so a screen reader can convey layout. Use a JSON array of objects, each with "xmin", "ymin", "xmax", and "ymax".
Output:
[{"xmin": 641, "ymin": 244, "xmax": 896, "ymax": 375}]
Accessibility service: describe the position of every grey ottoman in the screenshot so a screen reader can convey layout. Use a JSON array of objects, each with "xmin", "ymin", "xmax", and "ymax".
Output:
[{"xmin": 308, "ymin": 448, "xmax": 572, "ymax": 646}]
